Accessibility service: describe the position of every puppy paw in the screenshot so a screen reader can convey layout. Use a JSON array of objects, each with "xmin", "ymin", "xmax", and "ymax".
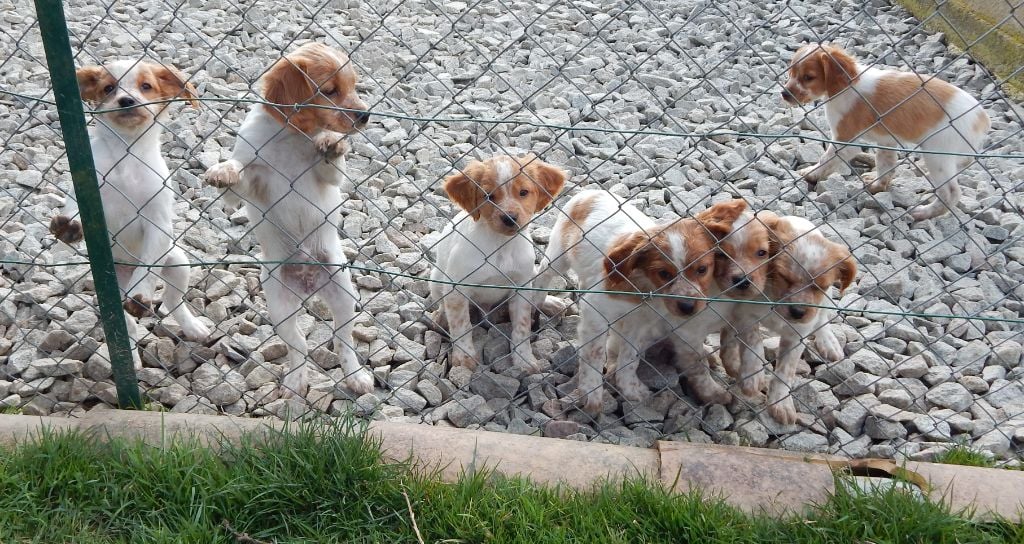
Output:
[
  {"xmin": 739, "ymin": 370, "xmax": 766, "ymax": 397},
  {"xmin": 344, "ymin": 367, "xmax": 375, "ymax": 395},
  {"xmin": 314, "ymin": 132, "xmax": 350, "ymax": 159},
  {"xmin": 813, "ymin": 332, "xmax": 844, "ymax": 362},
  {"xmin": 205, "ymin": 161, "xmax": 240, "ymax": 188},
  {"xmin": 280, "ymin": 371, "xmax": 310, "ymax": 400},
  {"xmin": 539, "ymin": 295, "xmax": 571, "ymax": 317},
  {"xmin": 797, "ymin": 164, "xmax": 825, "ymax": 184},
  {"xmin": 695, "ymin": 380, "xmax": 733, "ymax": 405},
  {"xmin": 614, "ymin": 373, "xmax": 652, "ymax": 404},
  {"xmin": 179, "ymin": 318, "xmax": 212, "ymax": 342},
  {"xmin": 450, "ymin": 350, "xmax": 479, "ymax": 371},
  {"xmin": 767, "ymin": 397, "xmax": 798, "ymax": 425},
  {"xmin": 123, "ymin": 294, "xmax": 158, "ymax": 319},
  {"xmin": 909, "ymin": 204, "xmax": 944, "ymax": 222},
  {"xmin": 50, "ymin": 215, "xmax": 83, "ymax": 244},
  {"xmin": 861, "ymin": 172, "xmax": 892, "ymax": 194}
]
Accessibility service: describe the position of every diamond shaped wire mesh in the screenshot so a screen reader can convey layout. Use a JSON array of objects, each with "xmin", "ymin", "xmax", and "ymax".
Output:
[{"xmin": 0, "ymin": 0, "xmax": 1022, "ymax": 465}]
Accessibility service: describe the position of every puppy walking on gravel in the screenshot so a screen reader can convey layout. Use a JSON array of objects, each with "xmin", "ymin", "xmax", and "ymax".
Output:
[
  {"xmin": 783, "ymin": 43, "xmax": 990, "ymax": 220},
  {"xmin": 51, "ymin": 60, "xmax": 211, "ymax": 368},
  {"xmin": 204, "ymin": 43, "xmax": 374, "ymax": 398}
]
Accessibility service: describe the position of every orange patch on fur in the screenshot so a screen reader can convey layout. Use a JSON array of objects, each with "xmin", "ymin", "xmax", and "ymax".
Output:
[{"xmin": 835, "ymin": 72, "xmax": 958, "ymax": 143}]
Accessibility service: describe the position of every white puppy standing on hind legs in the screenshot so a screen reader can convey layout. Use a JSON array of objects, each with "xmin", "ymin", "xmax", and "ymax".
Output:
[
  {"xmin": 782, "ymin": 43, "xmax": 990, "ymax": 221},
  {"xmin": 204, "ymin": 43, "xmax": 374, "ymax": 399},
  {"xmin": 51, "ymin": 60, "xmax": 211, "ymax": 368}
]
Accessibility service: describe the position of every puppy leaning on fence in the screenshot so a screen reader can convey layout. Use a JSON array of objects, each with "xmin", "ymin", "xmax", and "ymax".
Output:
[
  {"xmin": 783, "ymin": 43, "xmax": 990, "ymax": 221},
  {"xmin": 719, "ymin": 215, "xmax": 856, "ymax": 425},
  {"xmin": 429, "ymin": 154, "xmax": 567, "ymax": 373},
  {"xmin": 536, "ymin": 190, "xmax": 744, "ymax": 415},
  {"xmin": 204, "ymin": 43, "xmax": 374, "ymax": 399},
  {"xmin": 50, "ymin": 60, "xmax": 211, "ymax": 369}
]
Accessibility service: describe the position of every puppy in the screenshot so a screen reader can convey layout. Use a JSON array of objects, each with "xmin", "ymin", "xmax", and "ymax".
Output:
[
  {"xmin": 539, "ymin": 190, "xmax": 744, "ymax": 413},
  {"xmin": 721, "ymin": 215, "xmax": 856, "ymax": 424},
  {"xmin": 204, "ymin": 43, "xmax": 373, "ymax": 398},
  {"xmin": 51, "ymin": 60, "xmax": 210, "ymax": 368},
  {"xmin": 430, "ymin": 154, "xmax": 567, "ymax": 373},
  {"xmin": 783, "ymin": 43, "xmax": 990, "ymax": 220}
]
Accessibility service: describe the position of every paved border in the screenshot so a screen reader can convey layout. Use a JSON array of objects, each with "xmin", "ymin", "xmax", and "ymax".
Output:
[{"xmin": 0, "ymin": 411, "xmax": 1021, "ymax": 519}]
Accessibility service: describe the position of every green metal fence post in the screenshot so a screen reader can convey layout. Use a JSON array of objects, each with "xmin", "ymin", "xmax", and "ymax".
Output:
[{"xmin": 34, "ymin": 0, "xmax": 142, "ymax": 408}]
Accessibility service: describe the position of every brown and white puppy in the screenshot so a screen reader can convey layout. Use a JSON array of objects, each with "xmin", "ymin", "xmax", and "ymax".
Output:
[
  {"xmin": 783, "ymin": 43, "xmax": 990, "ymax": 220},
  {"xmin": 430, "ymin": 154, "xmax": 567, "ymax": 373},
  {"xmin": 721, "ymin": 215, "xmax": 857, "ymax": 424},
  {"xmin": 204, "ymin": 43, "xmax": 373, "ymax": 399},
  {"xmin": 52, "ymin": 60, "xmax": 208, "ymax": 369},
  {"xmin": 538, "ymin": 191, "xmax": 743, "ymax": 413}
]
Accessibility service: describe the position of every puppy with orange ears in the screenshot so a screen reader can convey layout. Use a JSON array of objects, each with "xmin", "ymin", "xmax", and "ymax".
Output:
[
  {"xmin": 783, "ymin": 43, "xmax": 989, "ymax": 220},
  {"xmin": 539, "ymin": 191, "xmax": 745, "ymax": 414},
  {"xmin": 720, "ymin": 215, "xmax": 856, "ymax": 424},
  {"xmin": 430, "ymin": 155, "xmax": 567, "ymax": 374},
  {"xmin": 51, "ymin": 60, "xmax": 209, "ymax": 369},
  {"xmin": 204, "ymin": 43, "xmax": 373, "ymax": 398}
]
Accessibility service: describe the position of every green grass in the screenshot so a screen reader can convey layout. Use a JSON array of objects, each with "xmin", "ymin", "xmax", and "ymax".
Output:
[
  {"xmin": 0, "ymin": 419, "xmax": 1020, "ymax": 543},
  {"xmin": 933, "ymin": 444, "xmax": 1000, "ymax": 468}
]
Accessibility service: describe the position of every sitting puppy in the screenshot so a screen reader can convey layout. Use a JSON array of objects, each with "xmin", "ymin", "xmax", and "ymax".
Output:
[
  {"xmin": 52, "ymin": 60, "xmax": 210, "ymax": 367},
  {"xmin": 539, "ymin": 190, "xmax": 744, "ymax": 413},
  {"xmin": 204, "ymin": 43, "xmax": 373, "ymax": 398},
  {"xmin": 430, "ymin": 154, "xmax": 567, "ymax": 373},
  {"xmin": 783, "ymin": 43, "xmax": 990, "ymax": 221},
  {"xmin": 720, "ymin": 215, "xmax": 856, "ymax": 424}
]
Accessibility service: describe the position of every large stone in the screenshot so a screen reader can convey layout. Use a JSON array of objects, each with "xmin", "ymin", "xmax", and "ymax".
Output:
[
  {"xmin": 447, "ymin": 395, "xmax": 495, "ymax": 428},
  {"xmin": 468, "ymin": 371, "xmax": 520, "ymax": 400},
  {"xmin": 191, "ymin": 363, "xmax": 245, "ymax": 406},
  {"xmin": 779, "ymin": 431, "xmax": 828, "ymax": 453},
  {"xmin": 925, "ymin": 382, "xmax": 973, "ymax": 412}
]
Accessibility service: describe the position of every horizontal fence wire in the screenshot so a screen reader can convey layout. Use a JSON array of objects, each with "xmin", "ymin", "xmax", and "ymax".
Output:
[{"xmin": 0, "ymin": 0, "xmax": 1022, "ymax": 465}]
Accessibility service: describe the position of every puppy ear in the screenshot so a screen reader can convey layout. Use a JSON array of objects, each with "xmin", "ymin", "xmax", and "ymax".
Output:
[
  {"xmin": 525, "ymin": 159, "xmax": 567, "ymax": 213},
  {"xmin": 153, "ymin": 65, "xmax": 199, "ymax": 107},
  {"xmin": 443, "ymin": 164, "xmax": 486, "ymax": 220},
  {"xmin": 831, "ymin": 248, "xmax": 857, "ymax": 293},
  {"xmin": 76, "ymin": 66, "xmax": 109, "ymax": 104},
  {"xmin": 262, "ymin": 54, "xmax": 315, "ymax": 132},
  {"xmin": 820, "ymin": 45, "xmax": 858, "ymax": 94},
  {"xmin": 695, "ymin": 199, "xmax": 747, "ymax": 240},
  {"xmin": 604, "ymin": 231, "xmax": 648, "ymax": 291},
  {"xmin": 755, "ymin": 210, "xmax": 783, "ymax": 255}
]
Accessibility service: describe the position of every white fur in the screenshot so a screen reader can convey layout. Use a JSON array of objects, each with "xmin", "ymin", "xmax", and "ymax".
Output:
[
  {"xmin": 53, "ymin": 60, "xmax": 210, "ymax": 369},
  {"xmin": 204, "ymin": 102, "xmax": 373, "ymax": 398},
  {"xmin": 539, "ymin": 190, "xmax": 733, "ymax": 414}
]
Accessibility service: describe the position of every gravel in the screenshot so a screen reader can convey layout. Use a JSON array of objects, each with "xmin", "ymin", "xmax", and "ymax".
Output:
[{"xmin": 0, "ymin": 0, "xmax": 1021, "ymax": 461}]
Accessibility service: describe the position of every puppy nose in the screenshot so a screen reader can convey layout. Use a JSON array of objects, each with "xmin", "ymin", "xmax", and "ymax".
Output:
[
  {"xmin": 355, "ymin": 110, "xmax": 370, "ymax": 126},
  {"xmin": 732, "ymin": 276, "xmax": 750, "ymax": 290},
  {"xmin": 788, "ymin": 305, "xmax": 807, "ymax": 320},
  {"xmin": 117, "ymin": 96, "xmax": 137, "ymax": 108},
  {"xmin": 501, "ymin": 214, "xmax": 517, "ymax": 227},
  {"xmin": 676, "ymin": 300, "xmax": 695, "ymax": 315}
]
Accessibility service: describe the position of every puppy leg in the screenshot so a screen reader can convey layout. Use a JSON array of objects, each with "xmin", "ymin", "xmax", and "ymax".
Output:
[
  {"xmin": 863, "ymin": 149, "xmax": 897, "ymax": 193},
  {"xmin": 719, "ymin": 326, "xmax": 741, "ymax": 379},
  {"xmin": 321, "ymin": 266, "xmax": 374, "ymax": 395},
  {"xmin": 509, "ymin": 290, "xmax": 542, "ymax": 374},
  {"xmin": 265, "ymin": 273, "xmax": 310, "ymax": 399},
  {"xmin": 443, "ymin": 288, "xmax": 478, "ymax": 370},
  {"xmin": 608, "ymin": 323, "xmax": 653, "ymax": 403},
  {"xmin": 798, "ymin": 144, "xmax": 860, "ymax": 184},
  {"xmin": 766, "ymin": 332, "xmax": 804, "ymax": 425},
  {"xmin": 911, "ymin": 157, "xmax": 959, "ymax": 220},
  {"xmin": 570, "ymin": 314, "xmax": 608, "ymax": 414},
  {"xmin": 123, "ymin": 311, "xmax": 143, "ymax": 370},
  {"xmin": 672, "ymin": 334, "xmax": 731, "ymax": 405},
  {"xmin": 158, "ymin": 246, "xmax": 210, "ymax": 341}
]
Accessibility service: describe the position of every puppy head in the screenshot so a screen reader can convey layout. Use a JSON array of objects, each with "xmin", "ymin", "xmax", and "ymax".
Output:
[
  {"xmin": 261, "ymin": 42, "xmax": 370, "ymax": 137},
  {"xmin": 604, "ymin": 219, "xmax": 718, "ymax": 318},
  {"xmin": 767, "ymin": 216, "xmax": 857, "ymax": 323},
  {"xmin": 77, "ymin": 60, "xmax": 198, "ymax": 133},
  {"xmin": 443, "ymin": 155, "xmax": 567, "ymax": 236},
  {"xmin": 696, "ymin": 200, "xmax": 776, "ymax": 300},
  {"xmin": 782, "ymin": 44, "xmax": 858, "ymax": 105}
]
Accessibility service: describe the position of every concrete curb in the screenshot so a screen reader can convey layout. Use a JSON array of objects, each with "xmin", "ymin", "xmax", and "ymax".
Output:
[{"xmin": 0, "ymin": 411, "xmax": 1021, "ymax": 520}]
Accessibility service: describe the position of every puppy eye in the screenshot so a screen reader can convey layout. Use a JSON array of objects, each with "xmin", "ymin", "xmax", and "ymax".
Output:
[
  {"xmin": 658, "ymin": 270, "xmax": 672, "ymax": 280},
  {"xmin": 697, "ymin": 265, "xmax": 708, "ymax": 275},
  {"xmin": 141, "ymin": 83, "xmax": 152, "ymax": 91},
  {"xmin": 802, "ymin": 75, "xmax": 814, "ymax": 82},
  {"xmin": 322, "ymin": 87, "xmax": 337, "ymax": 96},
  {"xmin": 757, "ymin": 249, "xmax": 768, "ymax": 257},
  {"xmin": 714, "ymin": 250, "xmax": 726, "ymax": 258},
  {"xmin": 519, "ymin": 189, "xmax": 529, "ymax": 197},
  {"xmin": 103, "ymin": 84, "xmax": 115, "ymax": 94}
]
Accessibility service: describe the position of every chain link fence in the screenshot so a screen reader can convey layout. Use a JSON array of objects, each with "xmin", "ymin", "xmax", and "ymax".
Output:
[{"xmin": 1, "ymin": 0, "xmax": 1023, "ymax": 464}]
